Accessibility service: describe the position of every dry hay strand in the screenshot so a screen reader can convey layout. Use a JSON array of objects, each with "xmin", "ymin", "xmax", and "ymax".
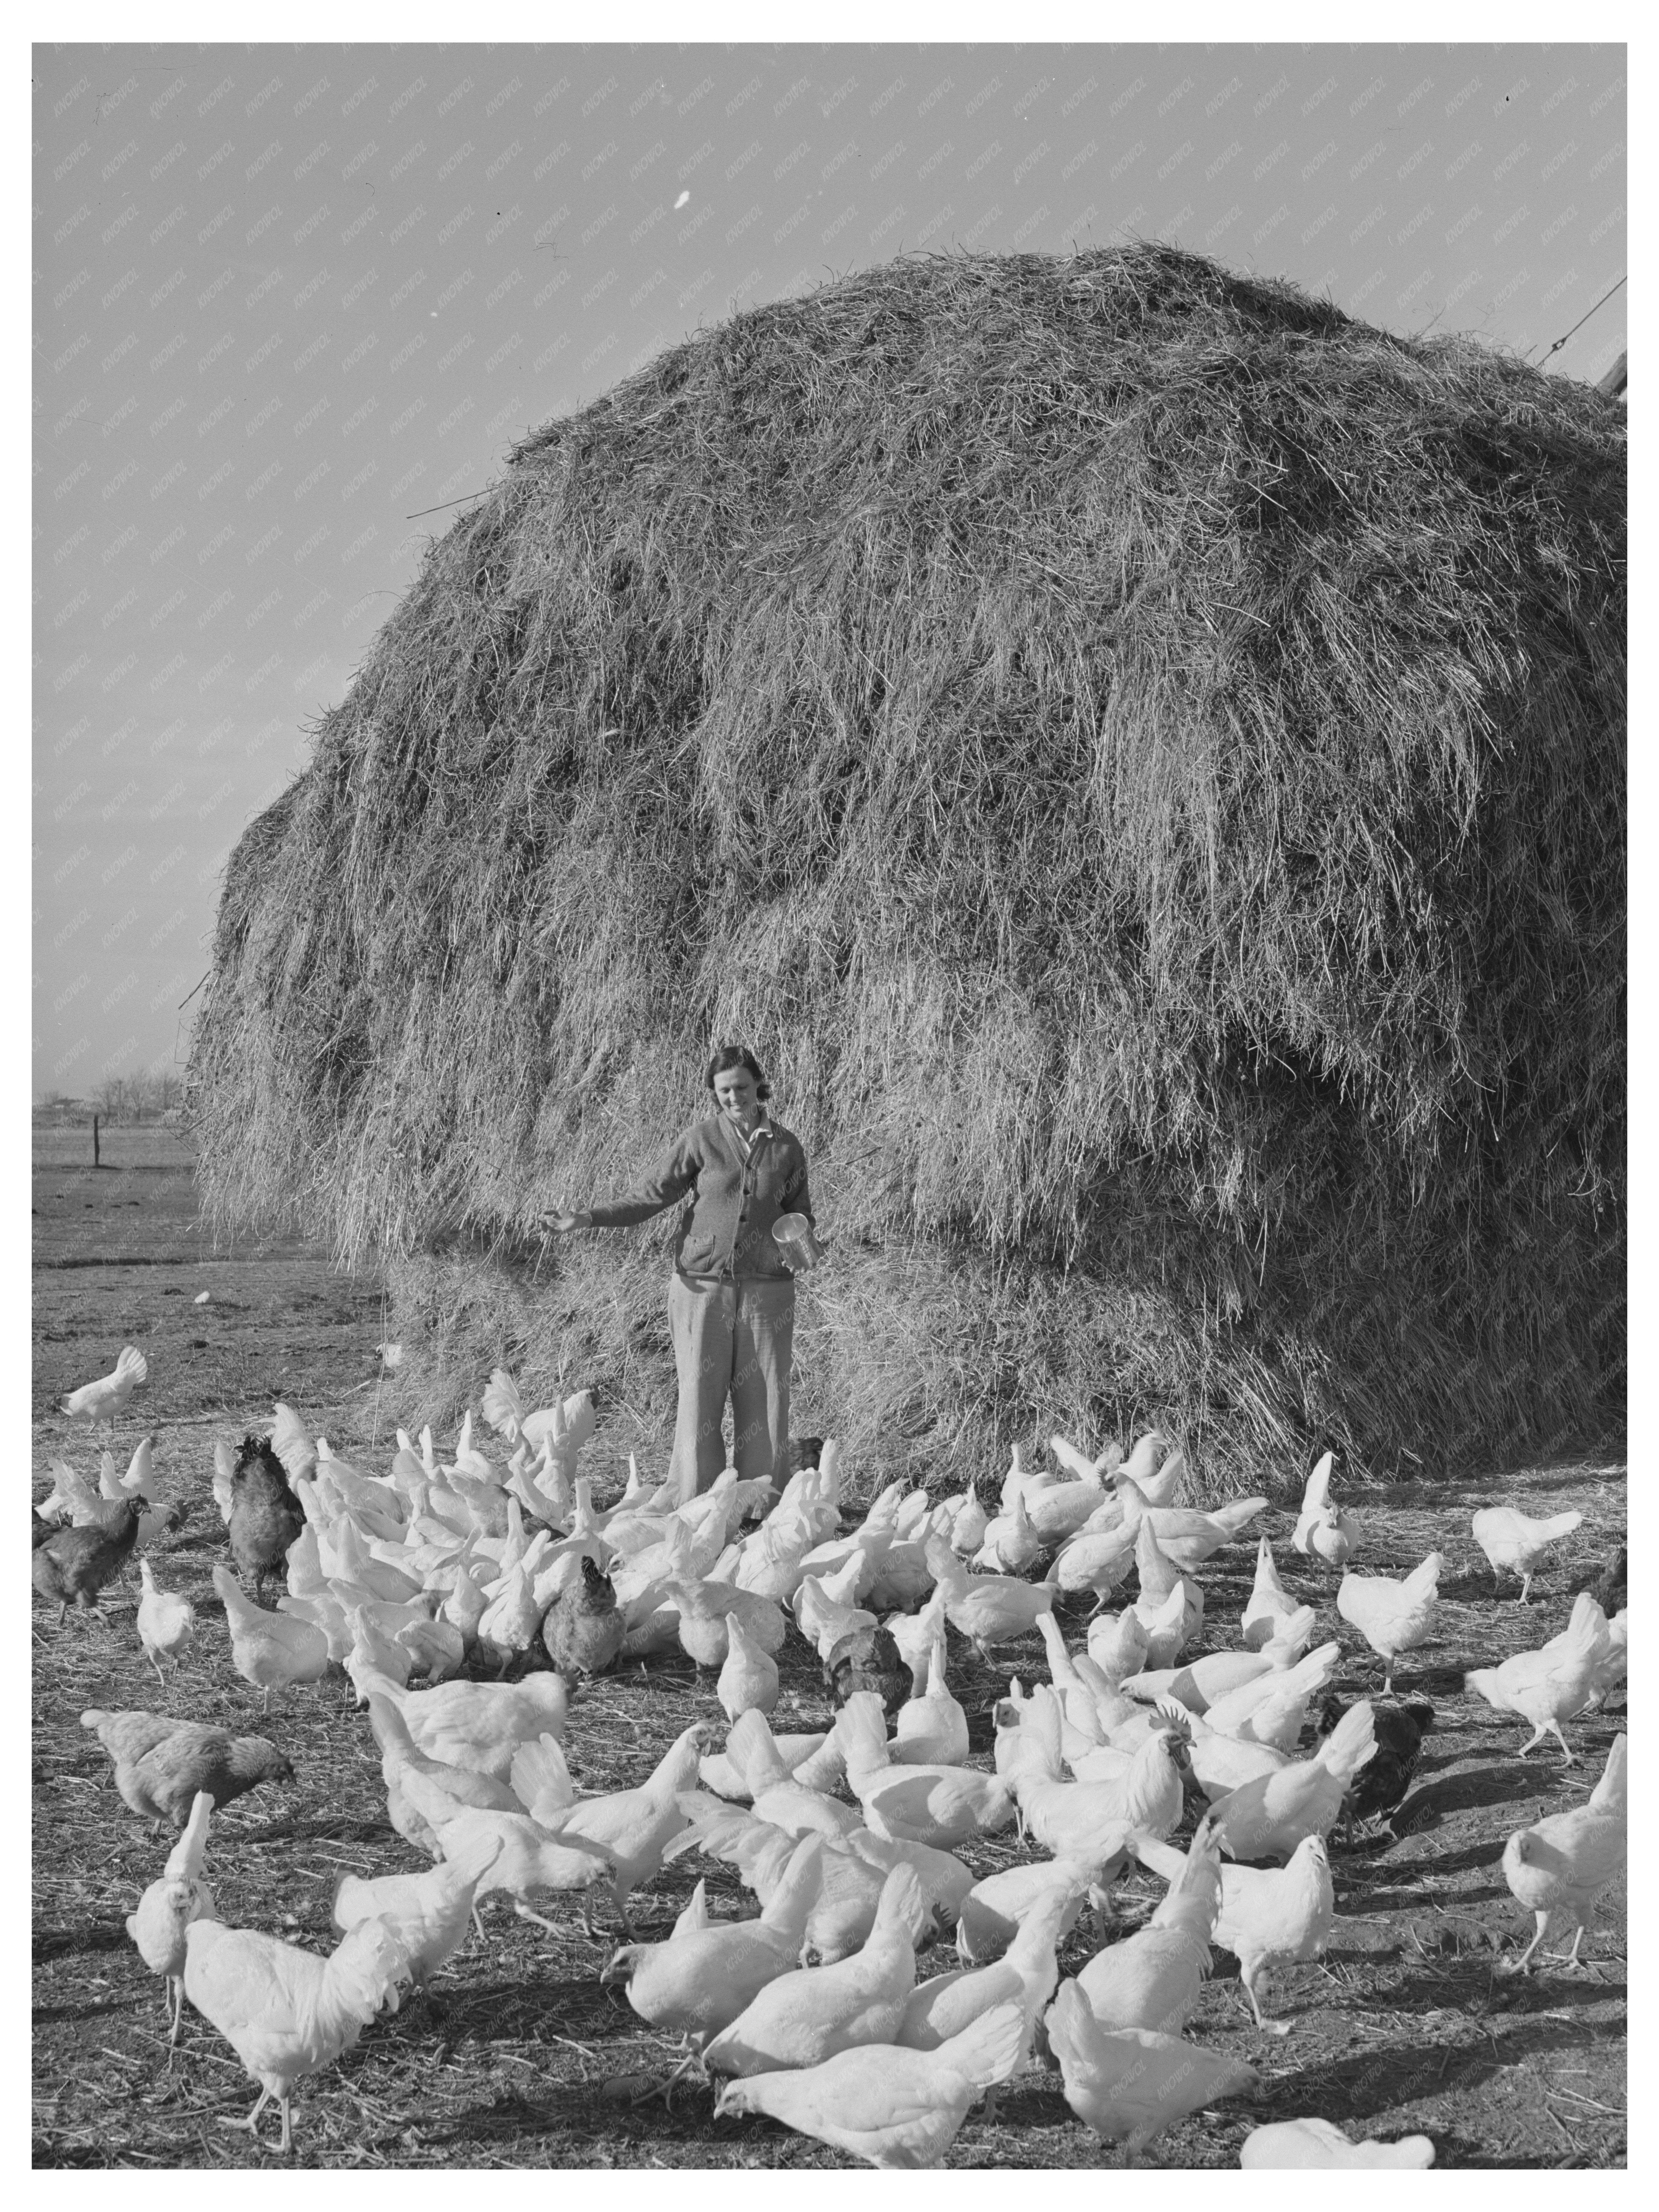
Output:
[{"xmin": 189, "ymin": 243, "xmax": 1625, "ymax": 1491}]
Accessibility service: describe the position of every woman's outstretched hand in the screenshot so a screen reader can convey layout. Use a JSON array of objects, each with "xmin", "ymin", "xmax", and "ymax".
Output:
[{"xmin": 536, "ymin": 1209, "xmax": 587, "ymax": 1234}]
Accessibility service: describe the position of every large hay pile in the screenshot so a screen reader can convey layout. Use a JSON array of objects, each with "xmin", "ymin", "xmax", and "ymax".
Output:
[{"xmin": 191, "ymin": 245, "xmax": 1625, "ymax": 1494}]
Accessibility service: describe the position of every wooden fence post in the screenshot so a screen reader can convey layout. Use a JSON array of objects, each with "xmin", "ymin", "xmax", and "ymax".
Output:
[{"xmin": 92, "ymin": 1113, "xmax": 100, "ymax": 1168}]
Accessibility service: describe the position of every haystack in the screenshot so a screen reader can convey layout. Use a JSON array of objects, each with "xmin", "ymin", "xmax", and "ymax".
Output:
[{"xmin": 191, "ymin": 246, "xmax": 1625, "ymax": 1495}]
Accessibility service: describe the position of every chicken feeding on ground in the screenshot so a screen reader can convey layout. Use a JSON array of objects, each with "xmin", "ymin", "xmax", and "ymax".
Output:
[
  {"xmin": 1241, "ymin": 1536, "xmax": 1300, "ymax": 1649},
  {"xmin": 1122, "ymin": 1609, "xmax": 1317, "ymax": 1716},
  {"xmin": 1121, "ymin": 1485, "xmax": 1268, "ymax": 1573},
  {"xmin": 825, "ymin": 1622, "xmax": 911, "ymax": 1714},
  {"xmin": 665, "ymin": 1798, "xmax": 947, "ymax": 1966},
  {"xmin": 835, "ymin": 1691, "xmax": 1016, "ymax": 1849},
  {"xmin": 136, "ymin": 1557, "xmax": 196, "ymax": 1681},
  {"xmin": 1149, "ymin": 1699, "xmax": 1287, "ymax": 1809},
  {"xmin": 1499, "ymin": 1733, "xmax": 1626, "ymax": 1973},
  {"xmin": 365, "ymin": 1693, "xmax": 523, "ymax": 1856},
  {"xmin": 365, "ymin": 1674, "xmax": 568, "ymax": 1784},
  {"xmin": 1075, "ymin": 1815, "xmax": 1221, "ymax": 2034},
  {"xmin": 1198, "ymin": 1640, "xmax": 1342, "ymax": 1753},
  {"xmin": 61, "ymin": 1344, "xmax": 148, "ymax": 1434},
  {"xmin": 898, "ymin": 1876, "xmax": 1073, "ymax": 2105},
  {"xmin": 923, "ymin": 1539, "xmax": 1057, "ymax": 1662},
  {"xmin": 540, "ymin": 1553, "xmax": 624, "ymax": 1681},
  {"xmin": 212, "ymin": 1564, "xmax": 330, "ymax": 1710},
  {"xmin": 540, "ymin": 1722, "xmax": 711, "ymax": 1938},
  {"xmin": 1470, "ymin": 1506, "xmax": 1584, "ymax": 1603},
  {"xmin": 1135, "ymin": 1828, "xmax": 1334, "ymax": 2034},
  {"xmin": 82, "ymin": 1709, "xmax": 294, "ymax": 1827},
  {"xmin": 183, "ymin": 1913, "xmax": 413, "ymax": 2155},
  {"xmin": 604, "ymin": 1837, "xmax": 827, "ymax": 2101},
  {"xmin": 702, "ymin": 1863, "xmax": 923, "ymax": 2078},
  {"xmin": 719, "ymin": 1710, "xmax": 864, "ymax": 1842},
  {"xmin": 125, "ymin": 1790, "xmax": 217, "ymax": 2043},
  {"xmin": 893, "ymin": 1630, "xmax": 970, "ymax": 1768},
  {"xmin": 1464, "ymin": 1591, "xmax": 1612, "ymax": 1761},
  {"xmin": 1291, "ymin": 1450, "xmax": 1359, "ymax": 1568},
  {"xmin": 719, "ymin": 1612, "xmax": 781, "ymax": 1720},
  {"xmin": 1336, "ymin": 1552, "xmax": 1443, "ymax": 1692},
  {"xmin": 227, "ymin": 1434, "xmax": 307, "ymax": 1608},
  {"xmin": 1204, "ymin": 1702, "xmax": 1376, "ymax": 1863},
  {"xmin": 954, "ymin": 1858, "xmax": 1105, "ymax": 1966},
  {"xmin": 1316, "ymin": 1695, "xmax": 1434, "ymax": 1827},
  {"xmin": 1013, "ymin": 1688, "xmax": 1186, "ymax": 1859},
  {"xmin": 1086, "ymin": 1608, "xmax": 1150, "ymax": 1684},
  {"xmin": 1241, "ymin": 2120, "xmax": 1435, "ymax": 2168},
  {"xmin": 713, "ymin": 2000, "xmax": 1025, "ymax": 2169},
  {"xmin": 33, "ymin": 1499, "xmax": 143, "ymax": 1625},
  {"xmin": 331, "ymin": 1831, "xmax": 504, "ymax": 1984},
  {"xmin": 1046, "ymin": 1978, "xmax": 1258, "ymax": 2165}
]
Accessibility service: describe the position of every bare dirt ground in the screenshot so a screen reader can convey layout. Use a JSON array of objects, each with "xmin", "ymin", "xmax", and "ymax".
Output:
[{"xmin": 32, "ymin": 1141, "xmax": 1626, "ymax": 2168}]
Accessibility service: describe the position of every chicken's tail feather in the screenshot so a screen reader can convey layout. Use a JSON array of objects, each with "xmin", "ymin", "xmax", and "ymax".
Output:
[
  {"xmin": 939, "ymin": 1997, "xmax": 1026, "ymax": 2091},
  {"xmin": 1400, "ymin": 1551, "xmax": 1444, "ymax": 1602},
  {"xmin": 1319, "ymin": 1699, "xmax": 1377, "ymax": 1782},
  {"xmin": 1589, "ymin": 1733, "xmax": 1628, "ymax": 1816},
  {"xmin": 164, "ymin": 1791, "xmax": 214, "ymax": 1883}
]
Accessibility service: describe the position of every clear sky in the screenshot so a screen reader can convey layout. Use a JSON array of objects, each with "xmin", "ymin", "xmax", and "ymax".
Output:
[{"xmin": 32, "ymin": 34, "xmax": 1626, "ymax": 1100}]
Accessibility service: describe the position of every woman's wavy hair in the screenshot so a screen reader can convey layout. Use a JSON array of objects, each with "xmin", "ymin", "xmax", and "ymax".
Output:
[{"xmin": 706, "ymin": 1043, "xmax": 771, "ymax": 1101}]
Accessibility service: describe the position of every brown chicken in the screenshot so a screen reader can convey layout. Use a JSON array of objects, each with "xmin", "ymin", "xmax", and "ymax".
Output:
[
  {"xmin": 540, "ymin": 1554, "xmax": 625, "ymax": 1680},
  {"xmin": 825, "ymin": 1623, "xmax": 911, "ymax": 1715},
  {"xmin": 32, "ymin": 1499, "xmax": 143, "ymax": 1622},
  {"xmin": 229, "ymin": 1433, "xmax": 307, "ymax": 1605},
  {"xmin": 81, "ymin": 1708, "xmax": 295, "ymax": 1827}
]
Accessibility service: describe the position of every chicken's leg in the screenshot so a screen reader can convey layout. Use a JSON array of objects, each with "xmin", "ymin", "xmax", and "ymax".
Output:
[
  {"xmin": 220, "ymin": 2086, "xmax": 272, "ymax": 2140},
  {"xmin": 1500, "ymin": 1912, "xmax": 1551, "ymax": 1976},
  {"xmin": 1241, "ymin": 1964, "xmax": 1291, "ymax": 2036}
]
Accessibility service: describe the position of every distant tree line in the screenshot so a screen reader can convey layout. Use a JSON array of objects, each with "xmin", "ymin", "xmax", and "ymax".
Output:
[{"xmin": 35, "ymin": 1069, "xmax": 185, "ymax": 1124}]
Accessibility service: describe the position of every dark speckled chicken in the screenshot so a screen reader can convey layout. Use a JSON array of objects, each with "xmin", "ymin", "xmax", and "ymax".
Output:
[
  {"xmin": 81, "ymin": 1708, "xmax": 295, "ymax": 1827},
  {"xmin": 31, "ymin": 1499, "xmax": 142, "ymax": 1622},
  {"xmin": 540, "ymin": 1554, "xmax": 625, "ymax": 1680},
  {"xmin": 228, "ymin": 1433, "xmax": 306, "ymax": 1606}
]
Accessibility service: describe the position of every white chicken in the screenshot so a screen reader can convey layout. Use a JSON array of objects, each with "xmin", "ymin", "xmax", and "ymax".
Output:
[
  {"xmin": 182, "ymin": 1914, "xmax": 413, "ymax": 2153},
  {"xmin": 125, "ymin": 1790, "xmax": 217, "ymax": 2042},
  {"xmin": 1291, "ymin": 1450, "xmax": 1359, "ymax": 1567},
  {"xmin": 1240, "ymin": 1535, "xmax": 1299, "ymax": 1648},
  {"xmin": 1135, "ymin": 1829, "xmax": 1335, "ymax": 2033},
  {"xmin": 61, "ymin": 1344, "xmax": 148, "ymax": 1432},
  {"xmin": 836, "ymin": 1691, "xmax": 1015, "ymax": 1850},
  {"xmin": 331, "ymin": 1832, "xmax": 504, "ymax": 1983},
  {"xmin": 713, "ymin": 2000, "xmax": 1025, "ymax": 2169},
  {"xmin": 136, "ymin": 1558, "xmax": 196, "ymax": 1682},
  {"xmin": 212, "ymin": 1564, "xmax": 331, "ymax": 1710},
  {"xmin": 1465, "ymin": 1592, "xmax": 1612, "ymax": 1761},
  {"xmin": 1241, "ymin": 2119, "xmax": 1435, "ymax": 2167},
  {"xmin": 1499, "ymin": 1733, "xmax": 1626, "ymax": 1972},
  {"xmin": 1336, "ymin": 1551, "xmax": 1442, "ymax": 1692},
  {"xmin": 1046, "ymin": 1978, "xmax": 1258, "ymax": 2164},
  {"xmin": 701, "ymin": 1863, "xmax": 923, "ymax": 2077},
  {"xmin": 1470, "ymin": 1506, "xmax": 1584, "ymax": 1603},
  {"xmin": 1204, "ymin": 1701, "xmax": 1376, "ymax": 1863},
  {"xmin": 1075, "ymin": 1814, "xmax": 1221, "ymax": 2035}
]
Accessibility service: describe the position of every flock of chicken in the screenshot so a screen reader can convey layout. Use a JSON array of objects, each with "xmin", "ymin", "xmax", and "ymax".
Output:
[{"xmin": 34, "ymin": 1345, "xmax": 1629, "ymax": 2169}]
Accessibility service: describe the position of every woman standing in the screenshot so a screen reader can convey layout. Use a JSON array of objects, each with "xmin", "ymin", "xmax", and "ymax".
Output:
[{"xmin": 542, "ymin": 1046, "xmax": 817, "ymax": 1505}]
